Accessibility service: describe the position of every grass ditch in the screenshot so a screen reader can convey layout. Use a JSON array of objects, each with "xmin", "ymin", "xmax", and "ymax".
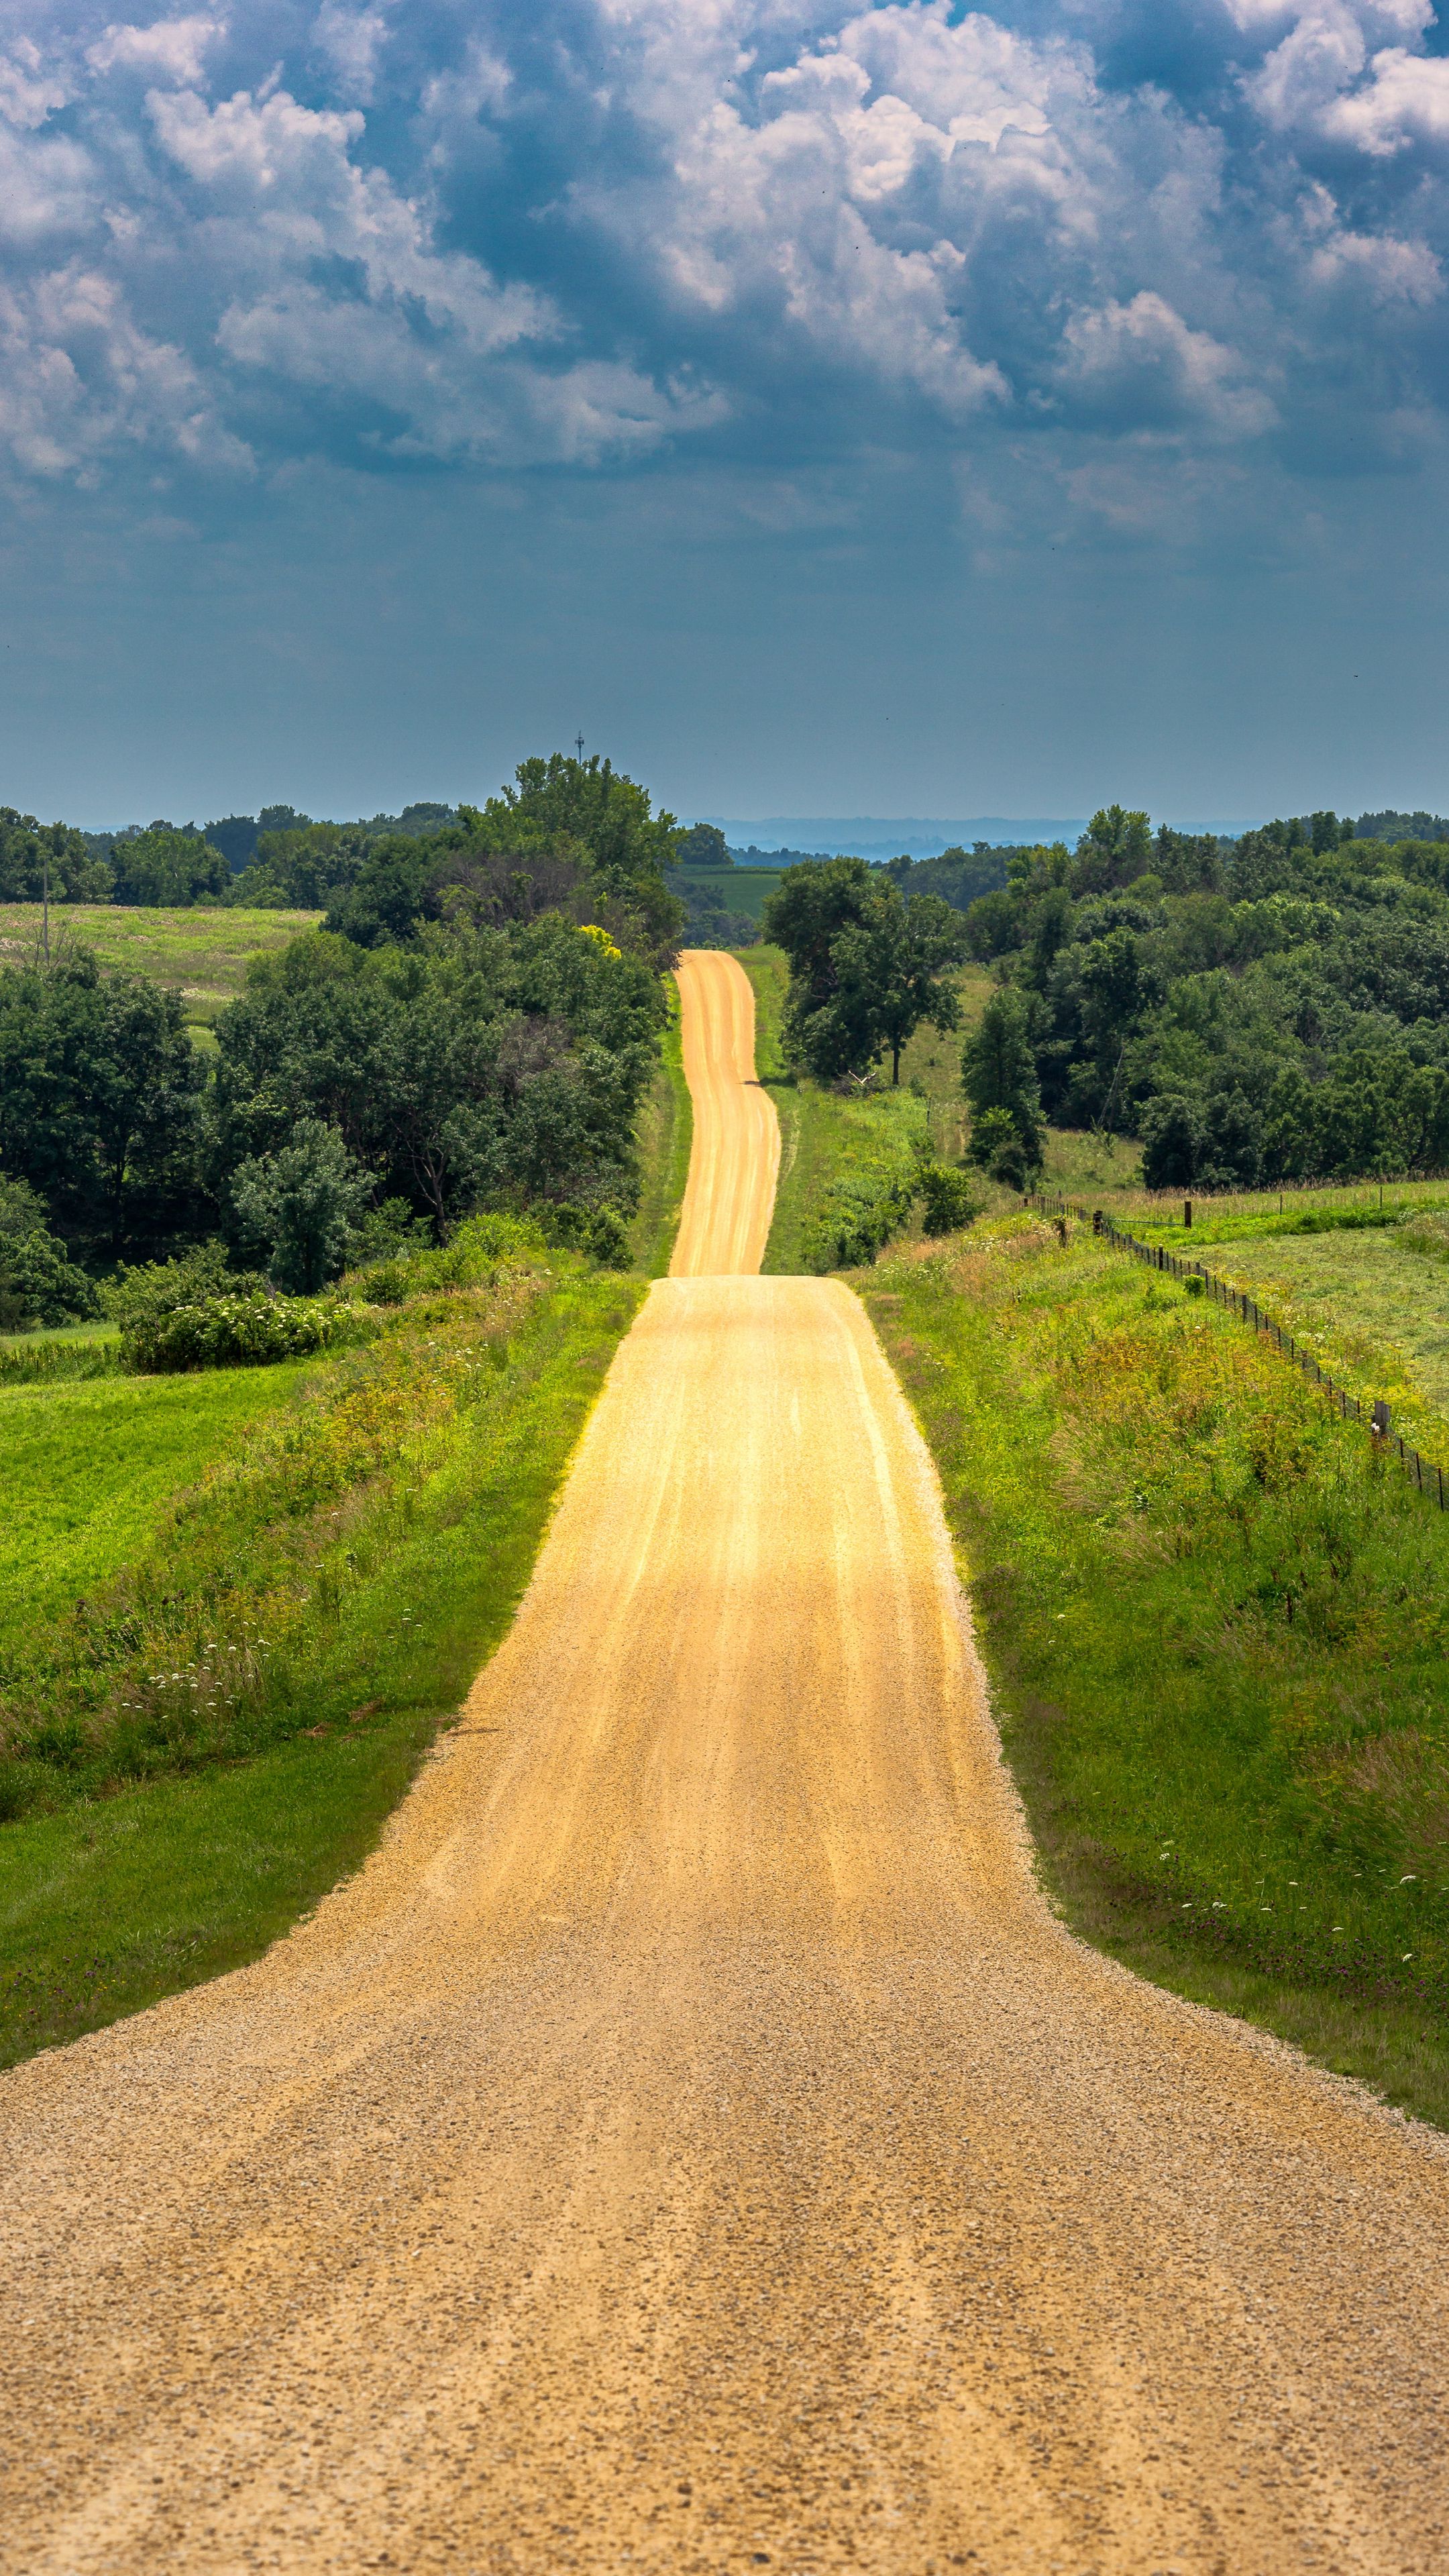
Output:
[{"xmin": 861, "ymin": 1217, "xmax": 1449, "ymax": 2129}]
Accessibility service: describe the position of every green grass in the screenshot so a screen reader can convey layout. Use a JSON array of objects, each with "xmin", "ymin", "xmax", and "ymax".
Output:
[
  {"xmin": 1193, "ymin": 1226, "xmax": 1449, "ymax": 1461},
  {"xmin": 629, "ymin": 977, "xmax": 692, "ymax": 1275},
  {"xmin": 862, "ymin": 1218, "xmax": 1449, "ymax": 2128},
  {"xmin": 0, "ymin": 1260, "xmax": 643, "ymax": 2065},
  {"xmin": 0, "ymin": 900, "xmax": 321, "ymax": 1035},
  {"xmin": 677, "ymin": 865, "xmax": 786, "ymax": 924},
  {"xmin": 0, "ymin": 1361, "xmax": 309, "ymax": 1649},
  {"xmin": 736, "ymin": 945, "xmax": 929, "ymax": 1271}
]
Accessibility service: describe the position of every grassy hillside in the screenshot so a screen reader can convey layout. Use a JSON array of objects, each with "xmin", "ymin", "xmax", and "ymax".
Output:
[
  {"xmin": 0, "ymin": 900, "xmax": 321, "ymax": 1042},
  {"xmin": 861, "ymin": 1218, "xmax": 1449, "ymax": 2129}
]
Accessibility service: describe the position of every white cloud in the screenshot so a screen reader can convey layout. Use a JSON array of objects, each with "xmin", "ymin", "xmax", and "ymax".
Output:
[
  {"xmin": 314, "ymin": 3, "xmax": 390, "ymax": 106},
  {"xmin": 1324, "ymin": 45, "xmax": 1449, "ymax": 152},
  {"xmin": 1057, "ymin": 292, "xmax": 1277, "ymax": 438},
  {"xmin": 87, "ymin": 15, "xmax": 226, "ymax": 86},
  {"xmin": 0, "ymin": 38, "xmax": 70, "ymax": 129},
  {"xmin": 0, "ymin": 258, "xmax": 251, "ymax": 480}
]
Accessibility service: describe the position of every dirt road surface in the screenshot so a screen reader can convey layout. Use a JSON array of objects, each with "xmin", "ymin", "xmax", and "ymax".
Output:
[
  {"xmin": 670, "ymin": 949, "xmax": 780, "ymax": 1278},
  {"xmin": 3, "ymin": 956, "xmax": 1448, "ymax": 2573}
]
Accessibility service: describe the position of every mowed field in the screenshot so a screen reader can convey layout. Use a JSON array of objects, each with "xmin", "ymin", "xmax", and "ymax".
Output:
[
  {"xmin": 0, "ymin": 901, "xmax": 321, "ymax": 1037},
  {"xmin": 0, "ymin": 1362, "xmax": 312, "ymax": 1650}
]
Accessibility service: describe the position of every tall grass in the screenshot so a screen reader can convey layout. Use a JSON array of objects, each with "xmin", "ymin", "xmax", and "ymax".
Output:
[{"xmin": 863, "ymin": 1218, "xmax": 1449, "ymax": 2126}]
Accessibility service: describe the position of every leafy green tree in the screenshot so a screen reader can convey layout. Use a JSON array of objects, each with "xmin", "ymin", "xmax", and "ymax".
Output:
[
  {"xmin": 111, "ymin": 826, "xmax": 229, "ymax": 907},
  {"xmin": 916, "ymin": 1162, "xmax": 979, "ymax": 1235},
  {"xmin": 1140, "ymin": 1091, "xmax": 1203, "ymax": 1189},
  {"xmin": 677, "ymin": 824, "xmax": 731, "ymax": 868},
  {"xmin": 0, "ymin": 810, "xmax": 113, "ymax": 904},
  {"xmin": 233, "ymin": 823, "xmax": 374, "ymax": 910},
  {"xmin": 816, "ymin": 887, "xmax": 968, "ymax": 1083},
  {"xmin": 211, "ymin": 915, "xmax": 664, "ymax": 1236},
  {"xmin": 0, "ymin": 951, "xmax": 204, "ymax": 1254},
  {"xmin": 761, "ymin": 855, "xmax": 875, "ymax": 1070},
  {"xmin": 1071, "ymin": 807, "xmax": 1153, "ymax": 896},
  {"xmin": 480, "ymin": 753, "xmax": 684, "ymax": 960},
  {"xmin": 0, "ymin": 1173, "xmax": 100, "ymax": 1326},
  {"xmin": 962, "ymin": 987, "xmax": 1044, "ymax": 1168},
  {"xmin": 965, "ymin": 1104, "xmax": 1035, "ymax": 1187},
  {"xmin": 231, "ymin": 1120, "xmax": 371, "ymax": 1293}
]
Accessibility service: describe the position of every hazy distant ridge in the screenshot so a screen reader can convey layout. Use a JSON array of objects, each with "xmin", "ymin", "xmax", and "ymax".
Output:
[{"xmin": 702, "ymin": 816, "xmax": 1263, "ymax": 861}]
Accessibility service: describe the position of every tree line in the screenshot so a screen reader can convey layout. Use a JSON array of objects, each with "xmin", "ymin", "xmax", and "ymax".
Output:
[
  {"xmin": 0, "ymin": 757, "xmax": 682, "ymax": 1319},
  {"xmin": 959, "ymin": 805, "xmax": 1449, "ymax": 1188}
]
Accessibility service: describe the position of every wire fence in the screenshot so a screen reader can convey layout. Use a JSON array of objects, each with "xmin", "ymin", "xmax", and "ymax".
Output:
[{"xmin": 1024, "ymin": 1189, "xmax": 1449, "ymax": 1513}]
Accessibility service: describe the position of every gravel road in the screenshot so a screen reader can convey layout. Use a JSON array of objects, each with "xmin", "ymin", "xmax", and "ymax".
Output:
[{"xmin": 1, "ymin": 950, "xmax": 1446, "ymax": 2573}]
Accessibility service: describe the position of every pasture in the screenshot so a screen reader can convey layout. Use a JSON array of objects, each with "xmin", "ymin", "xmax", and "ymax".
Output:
[{"xmin": 0, "ymin": 900, "xmax": 322, "ymax": 1038}]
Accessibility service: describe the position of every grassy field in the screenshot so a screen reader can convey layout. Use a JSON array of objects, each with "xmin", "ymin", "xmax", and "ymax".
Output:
[
  {"xmin": 861, "ymin": 1218, "xmax": 1449, "ymax": 2128},
  {"xmin": 1188, "ymin": 1227, "xmax": 1449, "ymax": 1462},
  {"xmin": 678, "ymin": 865, "xmax": 786, "ymax": 924},
  {"xmin": 0, "ymin": 1361, "xmax": 310, "ymax": 1649},
  {"xmin": 0, "ymin": 900, "xmax": 321, "ymax": 1040}
]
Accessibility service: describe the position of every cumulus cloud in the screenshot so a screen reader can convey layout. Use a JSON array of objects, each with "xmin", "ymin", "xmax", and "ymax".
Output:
[
  {"xmin": 87, "ymin": 14, "xmax": 225, "ymax": 85},
  {"xmin": 0, "ymin": 0, "xmax": 1446, "ymax": 519}
]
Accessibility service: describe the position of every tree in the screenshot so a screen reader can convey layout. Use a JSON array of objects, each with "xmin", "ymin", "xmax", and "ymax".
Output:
[
  {"xmin": 0, "ymin": 951, "xmax": 204, "ymax": 1254},
  {"xmin": 480, "ymin": 753, "xmax": 684, "ymax": 960},
  {"xmin": 0, "ymin": 810, "xmax": 113, "ymax": 904},
  {"xmin": 0, "ymin": 1173, "xmax": 99, "ymax": 1327},
  {"xmin": 1140, "ymin": 1091, "xmax": 1203, "ymax": 1189},
  {"xmin": 961, "ymin": 987, "xmax": 1043, "ymax": 1167},
  {"xmin": 111, "ymin": 826, "xmax": 229, "ymax": 907},
  {"xmin": 761, "ymin": 856, "xmax": 874, "ymax": 1070},
  {"xmin": 820, "ymin": 888, "xmax": 968, "ymax": 1083},
  {"xmin": 677, "ymin": 824, "xmax": 731, "ymax": 868},
  {"xmin": 1071, "ymin": 807, "xmax": 1152, "ymax": 896},
  {"xmin": 211, "ymin": 914, "xmax": 665, "ymax": 1237},
  {"xmin": 231, "ymin": 1120, "xmax": 371, "ymax": 1293},
  {"xmin": 234, "ymin": 823, "xmax": 374, "ymax": 910}
]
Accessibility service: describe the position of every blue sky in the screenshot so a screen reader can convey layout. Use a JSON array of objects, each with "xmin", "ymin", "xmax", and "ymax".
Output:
[{"xmin": 3, "ymin": 0, "xmax": 1449, "ymax": 827}]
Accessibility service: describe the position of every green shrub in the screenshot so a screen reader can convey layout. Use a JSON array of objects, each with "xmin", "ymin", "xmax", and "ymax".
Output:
[
  {"xmin": 917, "ymin": 1161, "xmax": 980, "ymax": 1237},
  {"xmin": 803, "ymin": 1170, "xmax": 917, "ymax": 1271},
  {"xmin": 106, "ymin": 1243, "xmax": 361, "ymax": 1373}
]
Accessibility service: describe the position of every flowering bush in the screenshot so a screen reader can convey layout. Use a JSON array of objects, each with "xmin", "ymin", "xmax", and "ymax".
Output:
[{"xmin": 106, "ymin": 1244, "xmax": 363, "ymax": 1373}]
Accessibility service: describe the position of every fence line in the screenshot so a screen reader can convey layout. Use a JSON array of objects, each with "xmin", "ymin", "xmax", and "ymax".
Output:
[{"xmin": 1024, "ymin": 1189, "xmax": 1448, "ymax": 1513}]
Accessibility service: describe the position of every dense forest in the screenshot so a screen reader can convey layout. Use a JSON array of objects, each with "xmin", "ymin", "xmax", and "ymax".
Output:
[
  {"xmin": 0, "ymin": 757, "xmax": 682, "ymax": 1326},
  {"xmin": 961, "ymin": 806, "xmax": 1449, "ymax": 1187}
]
